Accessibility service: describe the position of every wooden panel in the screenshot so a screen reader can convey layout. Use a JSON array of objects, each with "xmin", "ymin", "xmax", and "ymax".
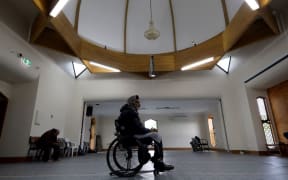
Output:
[
  {"xmin": 259, "ymin": 7, "xmax": 279, "ymax": 34},
  {"xmin": 124, "ymin": 0, "xmax": 129, "ymax": 53},
  {"xmin": 74, "ymin": 0, "xmax": 82, "ymax": 32},
  {"xmin": 154, "ymin": 55, "xmax": 175, "ymax": 71},
  {"xmin": 30, "ymin": 14, "xmax": 49, "ymax": 42},
  {"xmin": 223, "ymin": 2, "xmax": 258, "ymax": 51},
  {"xmin": 32, "ymin": 0, "xmax": 54, "ymax": 15},
  {"xmin": 34, "ymin": 28, "xmax": 75, "ymax": 56},
  {"xmin": 221, "ymin": 0, "xmax": 229, "ymax": 26},
  {"xmin": 175, "ymin": 34, "xmax": 224, "ymax": 70},
  {"xmin": 259, "ymin": 0, "xmax": 272, "ymax": 7},
  {"xmin": 82, "ymin": 60, "xmax": 115, "ymax": 73},
  {"xmin": 169, "ymin": 0, "xmax": 177, "ymax": 52},
  {"xmin": 81, "ymin": 39, "xmax": 151, "ymax": 72},
  {"xmin": 223, "ymin": 0, "xmax": 277, "ymax": 52},
  {"xmin": 50, "ymin": 12, "xmax": 81, "ymax": 55},
  {"xmin": 268, "ymin": 80, "xmax": 288, "ymax": 143},
  {"xmin": 231, "ymin": 19, "xmax": 276, "ymax": 50}
]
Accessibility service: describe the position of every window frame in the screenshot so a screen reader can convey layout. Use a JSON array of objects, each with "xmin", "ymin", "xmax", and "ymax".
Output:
[{"xmin": 256, "ymin": 96, "xmax": 276, "ymax": 147}]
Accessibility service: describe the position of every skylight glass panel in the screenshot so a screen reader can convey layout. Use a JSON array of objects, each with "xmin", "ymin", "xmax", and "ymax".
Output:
[
  {"xmin": 217, "ymin": 56, "xmax": 231, "ymax": 73},
  {"xmin": 72, "ymin": 61, "xmax": 87, "ymax": 78}
]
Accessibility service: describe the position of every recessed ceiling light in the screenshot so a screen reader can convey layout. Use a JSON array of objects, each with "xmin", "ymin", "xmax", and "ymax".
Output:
[
  {"xmin": 181, "ymin": 57, "xmax": 214, "ymax": 71},
  {"xmin": 89, "ymin": 61, "xmax": 120, "ymax": 72},
  {"xmin": 50, "ymin": 0, "xmax": 69, "ymax": 17},
  {"xmin": 245, "ymin": 0, "xmax": 260, "ymax": 10}
]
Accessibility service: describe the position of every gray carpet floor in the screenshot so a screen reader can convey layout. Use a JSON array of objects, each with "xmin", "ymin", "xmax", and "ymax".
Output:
[{"xmin": 0, "ymin": 151, "xmax": 288, "ymax": 180}]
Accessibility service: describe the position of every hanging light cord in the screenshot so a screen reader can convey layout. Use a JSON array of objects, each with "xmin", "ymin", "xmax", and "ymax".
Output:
[{"xmin": 149, "ymin": 0, "xmax": 152, "ymax": 21}]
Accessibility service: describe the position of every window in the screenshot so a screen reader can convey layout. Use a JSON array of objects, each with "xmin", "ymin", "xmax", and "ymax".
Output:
[
  {"xmin": 72, "ymin": 61, "xmax": 87, "ymax": 79},
  {"xmin": 144, "ymin": 119, "xmax": 157, "ymax": 130},
  {"xmin": 216, "ymin": 56, "xmax": 231, "ymax": 73},
  {"xmin": 256, "ymin": 97, "xmax": 275, "ymax": 146},
  {"xmin": 208, "ymin": 116, "xmax": 216, "ymax": 147}
]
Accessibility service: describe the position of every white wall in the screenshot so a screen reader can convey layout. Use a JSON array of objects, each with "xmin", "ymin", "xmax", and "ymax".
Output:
[
  {"xmin": 68, "ymin": 72, "xmax": 226, "ymax": 145},
  {"xmin": 96, "ymin": 113, "xmax": 209, "ymax": 149},
  {"xmin": 225, "ymin": 0, "xmax": 244, "ymax": 22},
  {"xmin": 0, "ymin": 45, "xmax": 75, "ymax": 157},
  {"xmin": 0, "ymin": 80, "xmax": 12, "ymax": 98},
  {"xmin": 97, "ymin": 115, "xmax": 115, "ymax": 149},
  {"xmin": 245, "ymin": 88, "xmax": 270, "ymax": 150},
  {"xmin": 0, "ymin": 0, "xmax": 31, "ymax": 40},
  {"xmin": 221, "ymin": 28, "xmax": 288, "ymax": 151},
  {"xmin": 152, "ymin": 114, "xmax": 207, "ymax": 148},
  {"xmin": 0, "ymin": 81, "xmax": 38, "ymax": 157},
  {"xmin": 30, "ymin": 53, "xmax": 74, "ymax": 139}
]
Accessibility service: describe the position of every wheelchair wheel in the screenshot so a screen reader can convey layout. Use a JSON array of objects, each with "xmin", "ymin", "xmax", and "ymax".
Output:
[{"xmin": 106, "ymin": 138, "xmax": 142, "ymax": 177}]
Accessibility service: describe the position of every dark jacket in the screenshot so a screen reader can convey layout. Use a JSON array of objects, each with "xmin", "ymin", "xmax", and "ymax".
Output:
[
  {"xmin": 118, "ymin": 104, "xmax": 150, "ymax": 136},
  {"xmin": 37, "ymin": 129, "xmax": 58, "ymax": 148}
]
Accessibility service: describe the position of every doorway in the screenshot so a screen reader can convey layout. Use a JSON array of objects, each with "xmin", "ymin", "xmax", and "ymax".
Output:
[{"xmin": 0, "ymin": 92, "xmax": 8, "ymax": 137}]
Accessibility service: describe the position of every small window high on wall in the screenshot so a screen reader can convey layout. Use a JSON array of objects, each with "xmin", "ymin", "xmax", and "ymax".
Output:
[{"xmin": 256, "ymin": 97, "xmax": 275, "ymax": 147}]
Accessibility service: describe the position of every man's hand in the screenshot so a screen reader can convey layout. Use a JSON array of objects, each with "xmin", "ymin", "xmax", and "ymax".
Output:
[{"xmin": 150, "ymin": 128, "xmax": 158, "ymax": 132}]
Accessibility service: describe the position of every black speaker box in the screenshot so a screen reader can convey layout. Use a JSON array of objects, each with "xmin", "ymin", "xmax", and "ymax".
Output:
[{"xmin": 86, "ymin": 106, "xmax": 93, "ymax": 116}]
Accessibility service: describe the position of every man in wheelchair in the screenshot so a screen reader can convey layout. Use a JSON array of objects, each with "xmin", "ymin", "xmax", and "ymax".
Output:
[{"xmin": 117, "ymin": 95, "xmax": 174, "ymax": 172}]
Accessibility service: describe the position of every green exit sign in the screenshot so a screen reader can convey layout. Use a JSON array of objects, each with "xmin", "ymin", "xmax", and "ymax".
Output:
[{"xmin": 21, "ymin": 57, "xmax": 32, "ymax": 67}]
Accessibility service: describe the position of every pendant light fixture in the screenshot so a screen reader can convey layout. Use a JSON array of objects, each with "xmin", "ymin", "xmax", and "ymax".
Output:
[{"xmin": 144, "ymin": 0, "xmax": 160, "ymax": 40}]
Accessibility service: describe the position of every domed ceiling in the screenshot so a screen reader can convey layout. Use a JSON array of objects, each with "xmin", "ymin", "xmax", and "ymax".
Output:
[{"xmin": 31, "ymin": 0, "xmax": 279, "ymax": 77}]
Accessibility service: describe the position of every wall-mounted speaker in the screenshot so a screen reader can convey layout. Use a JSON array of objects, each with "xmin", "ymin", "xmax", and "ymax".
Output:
[{"xmin": 86, "ymin": 106, "xmax": 93, "ymax": 116}]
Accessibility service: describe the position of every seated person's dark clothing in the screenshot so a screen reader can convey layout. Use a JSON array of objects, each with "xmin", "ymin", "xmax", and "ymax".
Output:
[
  {"xmin": 119, "ymin": 104, "xmax": 150, "ymax": 137},
  {"xmin": 118, "ymin": 95, "xmax": 174, "ymax": 171},
  {"xmin": 284, "ymin": 132, "xmax": 288, "ymax": 140},
  {"xmin": 195, "ymin": 136, "xmax": 201, "ymax": 144},
  {"xmin": 37, "ymin": 128, "xmax": 60, "ymax": 161}
]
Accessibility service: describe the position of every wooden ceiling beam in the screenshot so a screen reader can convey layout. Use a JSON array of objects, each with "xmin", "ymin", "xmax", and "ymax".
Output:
[
  {"xmin": 169, "ymin": 0, "xmax": 177, "ymax": 52},
  {"xmin": 259, "ymin": 7, "xmax": 280, "ymax": 34},
  {"xmin": 34, "ymin": 28, "xmax": 76, "ymax": 56},
  {"xmin": 230, "ymin": 19, "xmax": 276, "ymax": 50},
  {"xmin": 222, "ymin": 2, "xmax": 258, "ymax": 51},
  {"xmin": 223, "ymin": 0, "xmax": 278, "ymax": 52},
  {"xmin": 30, "ymin": 13, "xmax": 49, "ymax": 43},
  {"xmin": 124, "ymin": 0, "xmax": 129, "ymax": 53},
  {"xmin": 50, "ymin": 12, "xmax": 81, "ymax": 56},
  {"xmin": 74, "ymin": 0, "xmax": 82, "ymax": 32},
  {"xmin": 221, "ymin": 0, "xmax": 229, "ymax": 26},
  {"xmin": 82, "ymin": 60, "xmax": 117, "ymax": 73},
  {"xmin": 32, "ymin": 0, "xmax": 54, "ymax": 15},
  {"xmin": 175, "ymin": 33, "xmax": 224, "ymax": 70}
]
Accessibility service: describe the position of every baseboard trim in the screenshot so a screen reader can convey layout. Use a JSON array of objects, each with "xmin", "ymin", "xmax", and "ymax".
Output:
[
  {"xmin": 0, "ymin": 157, "xmax": 31, "ymax": 163},
  {"xmin": 164, "ymin": 147, "xmax": 192, "ymax": 151},
  {"xmin": 91, "ymin": 148, "xmax": 278, "ymax": 157}
]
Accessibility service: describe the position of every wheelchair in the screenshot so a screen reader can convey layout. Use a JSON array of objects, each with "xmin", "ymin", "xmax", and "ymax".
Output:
[{"xmin": 106, "ymin": 120, "xmax": 159, "ymax": 177}]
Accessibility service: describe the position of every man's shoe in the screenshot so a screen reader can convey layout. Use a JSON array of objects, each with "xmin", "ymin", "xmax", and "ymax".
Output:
[{"xmin": 154, "ymin": 161, "xmax": 174, "ymax": 172}]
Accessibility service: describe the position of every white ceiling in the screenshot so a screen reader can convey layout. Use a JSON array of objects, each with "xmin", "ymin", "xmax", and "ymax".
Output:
[{"xmin": 72, "ymin": 0, "xmax": 226, "ymax": 54}]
